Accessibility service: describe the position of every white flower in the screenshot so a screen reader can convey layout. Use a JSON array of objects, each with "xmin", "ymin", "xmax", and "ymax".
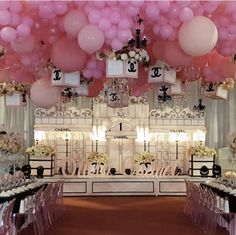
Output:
[
  {"xmin": 145, "ymin": 55, "xmax": 150, "ymax": 62},
  {"xmin": 88, "ymin": 152, "xmax": 108, "ymax": 164},
  {"xmin": 129, "ymin": 50, "xmax": 136, "ymax": 58},
  {"xmin": 135, "ymin": 54, "xmax": 140, "ymax": 60},
  {"xmin": 121, "ymin": 53, "xmax": 128, "ymax": 61},
  {"xmin": 26, "ymin": 145, "xmax": 55, "ymax": 156},
  {"xmin": 140, "ymin": 49, "xmax": 148, "ymax": 57}
]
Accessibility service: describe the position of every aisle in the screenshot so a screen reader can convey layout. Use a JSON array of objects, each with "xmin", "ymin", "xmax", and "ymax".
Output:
[{"xmin": 23, "ymin": 197, "xmax": 228, "ymax": 235}]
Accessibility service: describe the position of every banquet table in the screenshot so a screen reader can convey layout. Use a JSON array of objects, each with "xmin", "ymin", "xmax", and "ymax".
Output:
[
  {"xmin": 0, "ymin": 183, "xmax": 47, "ymax": 213},
  {"xmin": 201, "ymin": 183, "xmax": 236, "ymax": 213}
]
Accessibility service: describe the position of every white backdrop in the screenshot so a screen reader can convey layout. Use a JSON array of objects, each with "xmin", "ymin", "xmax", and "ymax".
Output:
[{"xmin": 0, "ymin": 84, "xmax": 235, "ymax": 149}]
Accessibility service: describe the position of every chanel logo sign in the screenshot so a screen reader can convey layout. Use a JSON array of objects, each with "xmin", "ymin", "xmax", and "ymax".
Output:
[
  {"xmin": 151, "ymin": 67, "xmax": 162, "ymax": 78},
  {"xmin": 127, "ymin": 61, "xmax": 137, "ymax": 73},
  {"xmin": 53, "ymin": 69, "xmax": 62, "ymax": 81}
]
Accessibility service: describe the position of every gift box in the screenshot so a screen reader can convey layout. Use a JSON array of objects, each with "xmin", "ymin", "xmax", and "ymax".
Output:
[
  {"xmin": 170, "ymin": 79, "xmax": 184, "ymax": 95},
  {"xmin": 189, "ymin": 154, "xmax": 215, "ymax": 177},
  {"xmin": 5, "ymin": 93, "xmax": 23, "ymax": 107},
  {"xmin": 106, "ymin": 59, "xmax": 124, "ymax": 78},
  {"xmin": 106, "ymin": 59, "xmax": 138, "ymax": 79},
  {"xmin": 204, "ymin": 84, "xmax": 228, "ymax": 100},
  {"xmin": 51, "ymin": 69, "xmax": 80, "ymax": 87},
  {"xmin": 148, "ymin": 61, "xmax": 176, "ymax": 85},
  {"xmin": 124, "ymin": 60, "xmax": 138, "ymax": 79},
  {"xmin": 29, "ymin": 154, "xmax": 55, "ymax": 177},
  {"xmin": 51, "ymin": 69, "xmax": 64, "ymax": 86},
  {"xmin": 75, "ymin": 83, "xmax": 89, "ymax": 96},
  {"xmin": 107, "ymin": 88, "xmax": 121, "ymax": 108},
  {"xmin": 63, "ymin": 71, "xmax": 80, "ymax": 87}
]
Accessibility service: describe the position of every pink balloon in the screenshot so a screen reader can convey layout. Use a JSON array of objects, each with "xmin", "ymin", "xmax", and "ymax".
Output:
[
  {"xmin": 0, "ymin": 10, "xmax": 11, "ymax": 25},
  {"xmin": 179, "ymin": 7, "xmax": 193, "ymax": 22},
  {"xmin": 16, "ymin": 24, "xmax": 31, "ymax": 37},
  {"xmin": 87, "ymin": 59, "xmax": 97, "ymax": 70},
  {"xmin": 111, "ymin": 38, "xmax": 123, "ymax": 51},
  {"xmin": 204, "ymin": 2, "xmax": 218, "ymax": 13},
  {"xmin": 109, "ymin": 12, "xmax": 121, "ymax": 24},
  {"xmin": 105, "ymin": 25, "xmax": 117, "ymax": 39},
  {"xmin": 22, "ymin": 16, "xmax": 33, "ymax": 27},
  {"xmin": 153, "ymin": 24, "xmax": 160, "ymax": 35},
  {"xmin": 83, "ymin": 69, "xmax": 93, "ymax": 79},
  {"xmin": 10, "ymin": 13, "xmax": 21, "ymax": 26},
  {"xmin": 125, "ymin": 6, "xmax": 140, "ymax": 16},
  {"xmin": 39, "ymin": 3, "xmax": 54, "ymax": 15},
  {"xmin": 118, "ymin": 18, "xmax": 132, "ymax": 29},
  {"xmin": 78, "ymin": 24, "xmax": 105, "ymax": 54},
  {"xmin": 30, "ymin": 79, "xmax": 61, "ymax": 109},
  {"xmin": 21, "ymin": 56, "xmax": 31, "ymax": 66},
  {"xmin": 11, "ymin": 35, "xmax": 35, "ymax": 54},
  {"xmin": 117, "ymin": 29, "xmax": 132, "ymax": 43},
  {"xmin": 88, "ymin": 10, "xmax": 101, "ymax": 24},
  {"xmin": 158, "ymin": 1, "xmax": 170, "ymax": 13},
  {"xmin": 51, "ymin": 36, "xmax": 87, "ymax": 72},
  {"xmin": 164, "ymin": 41, "xmax": 194, "ymax": 68},
  {"xmin": 145, "ymin": 4, "xmax": 159, "ymax": 18},
  {"xmin": 63, "ymin": 10, "xmax": 88, "ymax": 37},
  {"xmin": 0, "ymin": 27, "xmax": 16, "ymax": 42},
  {"xmin": 9, "ymin": 1, "xmax": 23, "ymax": 13},
  {"xmin": 0, "ymin": 2, "xmax": 9, "ymax": 10},
  {"xmin": 53, "ymin": 2, "xmax": 68, "ymax": 15},
  {"xmin": 160, "ymin": 24, "xmax": 173, "ymax": 39},
  {"xmin": 169, "ymin": 6, "xmax": 180, "ymax": 19},
  {"xmin": 98, "ymin": 18, "xmax": 112, "ymax": 31}
]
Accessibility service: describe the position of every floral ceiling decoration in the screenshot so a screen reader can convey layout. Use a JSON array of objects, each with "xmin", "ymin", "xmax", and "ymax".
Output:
[{"xmin": 0, "ymin": 1, "xmax": 235, "ymax": 108}]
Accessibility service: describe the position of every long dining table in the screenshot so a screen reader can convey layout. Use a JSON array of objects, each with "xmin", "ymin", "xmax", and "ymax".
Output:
[{"xmin": 201, "ymin": 182, "xmax": 236, "ymax": 235}]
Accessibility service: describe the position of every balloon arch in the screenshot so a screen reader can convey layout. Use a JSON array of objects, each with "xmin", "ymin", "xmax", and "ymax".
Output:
[{"xmin": 0, "ymin": 1, "xmax": 235, "ymax": 107}]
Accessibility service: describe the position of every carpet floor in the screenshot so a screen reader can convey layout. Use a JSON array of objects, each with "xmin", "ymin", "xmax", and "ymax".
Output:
[{"xmin": 23, "ymin": 196, "xmax": 229, "ymax": 235}]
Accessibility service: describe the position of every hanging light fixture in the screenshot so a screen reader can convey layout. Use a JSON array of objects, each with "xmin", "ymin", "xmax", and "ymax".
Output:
[{"xmin": 127, "ymin": 15, "xmax": 147, "ymax": 49}]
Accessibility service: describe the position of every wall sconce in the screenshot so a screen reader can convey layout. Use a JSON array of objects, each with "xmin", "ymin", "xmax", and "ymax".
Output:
[
  {"xmin": 34, "ymin": 131, "xmax": 45, "ymax": 145},
  {"xmin": 90, "ymin": 125, "xmax": 106, "ymax": 152},
  {"xmin": 136, "ymin": 126, "xmax": 151, "ymax": 151},
  {"xmin": 169, "ymin": 130, "xmax": 188, "ymax": 160},
  {"xmin": 193, "ymin": 130, "xmax": 206, "ymax": 145}
]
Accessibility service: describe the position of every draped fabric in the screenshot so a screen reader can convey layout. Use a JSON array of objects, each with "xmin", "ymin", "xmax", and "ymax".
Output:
[{"xmin": 0, "ymin": 87, "xmax": 235, "ymax": 149}]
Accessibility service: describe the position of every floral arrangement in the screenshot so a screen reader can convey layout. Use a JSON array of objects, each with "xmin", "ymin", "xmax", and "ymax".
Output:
[
  {"xmin": 26, "ymin": 144, "xmax": 55, "ymax": 156},
  {"xmin": 188, "ymin": 145, "xmax": 216, "ymax": 158},
  {"xmin": 0, "ymin": 82, "xmax": 30, "ymax": 97},
  {"xmin": 221, "ymin": 78, "xmax": 234, "ymax": 91},
  {"xmin": 134, "ymin": 152, "xmax": 155, "ymax": 163},
  {"xmin": 225, "ymin": 171, "xmax": 236, "ymax": 178},
  {"xmin": 0, "ymin": 131, "xmax": 21, "ymax": 154},
  {"xmin": 87, "ymin": 152, "xmax": 108, "ymax": 164},
  {"xmin": 97, "ymin": 47, "xmax": 150, "ymax": 67}
]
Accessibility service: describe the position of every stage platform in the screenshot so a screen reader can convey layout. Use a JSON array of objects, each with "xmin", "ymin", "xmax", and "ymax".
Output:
[{"xmin": 43, "ymin": 175, "xmax": 207, "ymax": 196}]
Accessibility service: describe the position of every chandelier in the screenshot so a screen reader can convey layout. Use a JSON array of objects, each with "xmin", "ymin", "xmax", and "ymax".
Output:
[{"xmin": 127, "ymin": 15, "xmax": 147, "ymax": 49}]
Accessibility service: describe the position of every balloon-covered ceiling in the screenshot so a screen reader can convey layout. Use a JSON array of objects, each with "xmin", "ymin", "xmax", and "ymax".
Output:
[{"xmin": 0, "ymin": 0, "xmax": 236, "ymax": 99}]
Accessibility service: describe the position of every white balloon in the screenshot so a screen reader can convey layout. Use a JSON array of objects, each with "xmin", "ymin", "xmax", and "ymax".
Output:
[{"xmin": 178, "ymin": 16, "xmax": 218, "ymax": 56}]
